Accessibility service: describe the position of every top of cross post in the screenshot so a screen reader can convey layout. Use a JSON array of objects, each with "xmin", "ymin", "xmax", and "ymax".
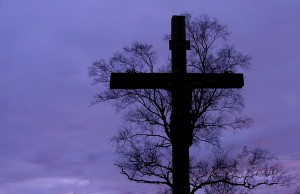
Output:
[
  {"xmin": 169, "ymin": 15, "xmax": 190, "ymax": 51},
  {"xmin": 171, "ymin": 16, "xmax": 186, "ymax": 41}
]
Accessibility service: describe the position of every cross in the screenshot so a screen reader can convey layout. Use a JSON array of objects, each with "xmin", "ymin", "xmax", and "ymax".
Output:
[{"xmin": 110, "ymin": 16, "xmax": 244, "ymax": 194}]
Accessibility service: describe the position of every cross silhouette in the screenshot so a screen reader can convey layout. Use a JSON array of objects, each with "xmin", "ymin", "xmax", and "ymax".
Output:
[{"xmin": 110, "ymin": 15, "xmax": 244, "ymax": 194}]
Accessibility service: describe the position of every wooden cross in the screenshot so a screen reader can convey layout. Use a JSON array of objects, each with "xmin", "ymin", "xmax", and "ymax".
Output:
[{"xmin": 110, "ymin": 16, "xmax": 244, "ymax": 194}]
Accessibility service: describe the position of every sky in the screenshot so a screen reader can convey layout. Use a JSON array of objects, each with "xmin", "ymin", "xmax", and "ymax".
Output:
[{"xmin": 1, "ymin": 1, "xmax": 300, "ymax": 193}]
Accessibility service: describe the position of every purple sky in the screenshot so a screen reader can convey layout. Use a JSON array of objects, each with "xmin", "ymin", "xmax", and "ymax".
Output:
[{"xmin": 1, "ymin": 1, "xmax": 300, "ymax": 193}]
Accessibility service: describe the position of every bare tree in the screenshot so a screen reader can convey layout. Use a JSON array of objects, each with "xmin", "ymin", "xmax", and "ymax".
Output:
[
  {"xmin": 192, "ymin": 146, "xmax": 289, "ymax": 194},
  {"xmin": 89, "ymin": 14, "xmax": 289, "ymax": 193}
]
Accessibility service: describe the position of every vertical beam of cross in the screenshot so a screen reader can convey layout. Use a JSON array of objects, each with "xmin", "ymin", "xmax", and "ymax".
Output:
[{"xmin": 169, "ymin": 16, "xmax": 191, "ymax": 194}]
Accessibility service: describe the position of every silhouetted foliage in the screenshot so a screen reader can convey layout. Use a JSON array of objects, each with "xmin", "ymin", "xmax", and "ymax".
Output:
[{"xmin": 89, "ymin": 13, "xmax": 289, "ymax": 193}]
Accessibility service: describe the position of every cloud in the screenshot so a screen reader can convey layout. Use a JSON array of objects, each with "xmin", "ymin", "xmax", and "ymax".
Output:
[{"xmin": 0, "ymin": 1, "xmax": 300, "ymax": 193}]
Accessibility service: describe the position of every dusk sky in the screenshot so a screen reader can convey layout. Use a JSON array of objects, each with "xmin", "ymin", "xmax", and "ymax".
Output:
[{"xmin": 1, "ymin": 1, "xmax": 300, "ymax": 193}]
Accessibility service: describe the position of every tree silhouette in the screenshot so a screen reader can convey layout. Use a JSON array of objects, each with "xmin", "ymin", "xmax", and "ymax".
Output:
[{"xmin": 89, "ymin": 13, "xmax": 289, "ymax": 193}]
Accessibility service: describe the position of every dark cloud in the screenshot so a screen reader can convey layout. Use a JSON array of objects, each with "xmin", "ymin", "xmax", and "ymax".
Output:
[{"xmin": 0, "ymin": 1, "xmax": 299, "ymax": 193}]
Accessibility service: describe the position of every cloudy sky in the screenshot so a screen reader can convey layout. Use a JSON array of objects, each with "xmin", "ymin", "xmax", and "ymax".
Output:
[{"xmin": 1, "ymin": 1, "xmax": 300, "ymax": 193}]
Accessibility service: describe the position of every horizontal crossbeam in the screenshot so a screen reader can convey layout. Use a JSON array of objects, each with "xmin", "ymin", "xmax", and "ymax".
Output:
[{"xmin": 110, "ymin": 73, "xmax": 244, "ymax": 89}]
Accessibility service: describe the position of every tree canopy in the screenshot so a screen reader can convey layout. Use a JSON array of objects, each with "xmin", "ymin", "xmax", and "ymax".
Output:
[{"xmin": 89, "ymin": 13, "xmax": 289, "ymax": 193}]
